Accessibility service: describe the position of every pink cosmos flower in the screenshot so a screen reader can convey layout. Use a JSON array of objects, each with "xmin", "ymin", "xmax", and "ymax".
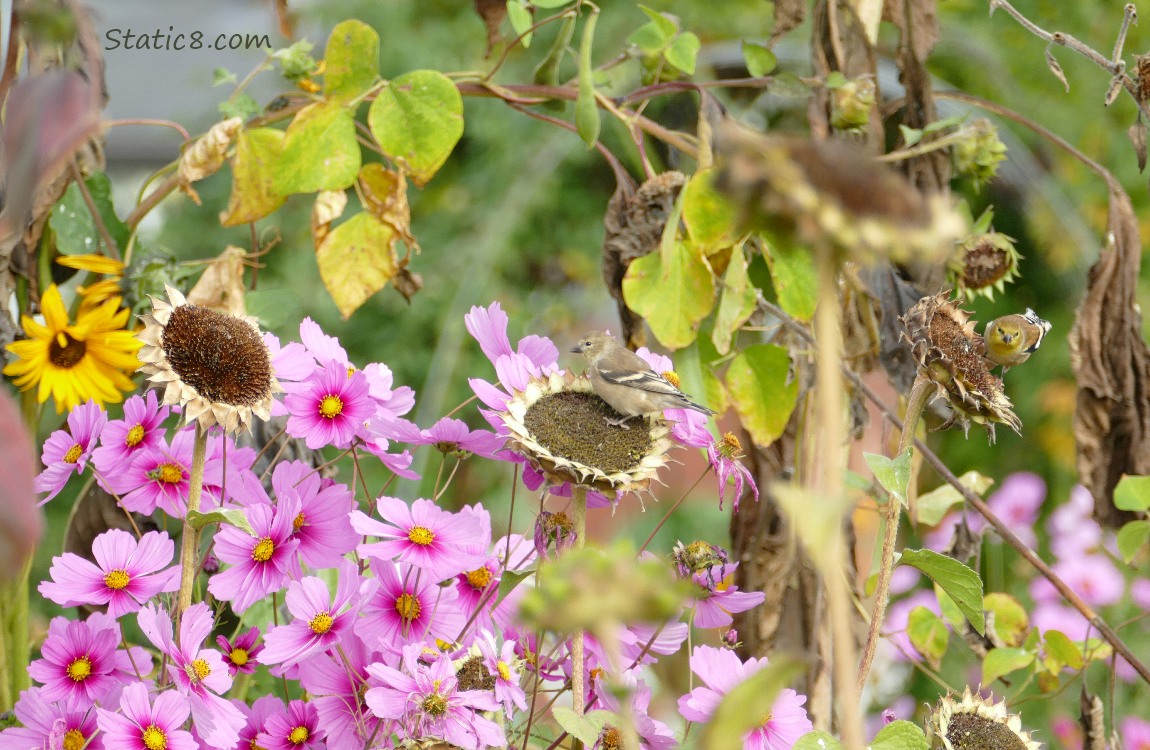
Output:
[
  {"xmin": 985, "ymin": 472, "xmax": 1045, "ymax": 548},
  {"xmin": 465, "ymin": 301, "xmax": 559, "ymax": 416},
  {"xmin": 883, "ymin": 590, "xmax": 940, "ymax": 663},
  {"xmin": 91, "ymin": 390, "xmax": 169, "ymax": 473},
  {"xmin": 102, "ymin": 431, "xmax": 192, "ymax": 516},
  {"xmin": 0, "ymin": 686, "xmax": 103, "ymax": 750},
  {"xmin": 692, "ymin": 562, "xmax": 766, "ymax": 628},
  {"xmin": 1030, "ymin": 554, "xmax": 1124, "ymax": 607},
  {"xmin": 477, "ymin": 630, "xmax": 528, "ymax": 717},
  {"xmin": 679, "ymin": 645, "xmax": 813, "ymax": 750},
  {"xmin": 299, "ymin": 631, "xmax": 386, "ymax": 749},
  {"xmin": 364, "ymin": 360, "xmax": 416, "ymax": 420},
  {"xmin": 217, "ymin": 626, "xmax": 264, "ymax": 676},
  {"xmin": 138, "ymin": 602, "xmax": 245, "ymax": 749},
  {"xmin": 257, "ymin": 699, "xmax": 327, "ymax": 750},
  {"xmin": 454, "ymin": 530, "xmax": 536, "ymax": 640},
  {"xmin": 592, "ymin": 669, "xmax": 677, "ymax": 750},
  {"xmin": 232, "ymin": 695, "xmax": 286, "ymax": 750},
  {"xmin": 285, "ymin": 360, "xmax": 374, "ymax": 449},
  {"xmin": 201, "ymin": 429, "xmax": 267, "ymax": 507},
  {"xmin": 635, "ymin": 346, "xmax": 716, "ymax": 448},
  {"xmin": 708, "ymin": 433, "xmax": 759, "ymax": 512},
  {"xmin": 264, "ymin": 332, "xmax": 315, "ymax": 418},
  {"xmin": 366, "ymin": 644, "xmax": 506, "ymax": 750},
  {"xmin": 28, "ymin": 615, "xmax": 120, "ymax": 706},
  {"xmin": 1031, "ymin": 602, "xmax": 1091, "ymax": 641},
  {"xmin": 1131, "ymin": 578, "xmax": 1150, "ymax": 609},
  {"xmin": 355, "ymin": 560, "xmax": 465, "ymax": 655},
  {"xmin": 35, "ymin": 399, "xmax": 106, "ymax": 503},
  {"xmin": 1123, "ymin": 717, "xmax": 1150, "ymax": 750},
  {"xmin": 96, "ymin": 682, "xmax": 197, "ymax": 750},
  {"xmin": 261, "ymin": 563, "xmax": 363, "ymax": 668},
  {"xmin": 375, "ymin": 416, "xmax": 506, "ymax": 459},
  {"xmin": 1048, "ymin": 485, "xmax": 1102, "ymax": 560},
  {"xmin": 38, "ymin": 529, "xmax": 180, "ymax": 617},
  {"xmin": 354, "ymin": 496, "xmax": 487, "ymax": 582},
  {"xmin": 270, "ymin": 459, "xmax": 357, "ymax": 568},
  {"xmin": 208, "ymin": 497, "xmax": 302, "ymax": 613}
]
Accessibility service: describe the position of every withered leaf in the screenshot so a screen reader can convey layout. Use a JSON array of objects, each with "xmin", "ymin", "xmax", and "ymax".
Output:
[
  {"xmin": 1128, "ymin": 117, "xmax": 1147, "ymax": 172},
  {"xmin": 769, "ymin": 0, "xmax": 806, "ymax": 46},
  {"xmin": 1046, "ymin": 45, "xmax": 1071, "ymax": 92}
]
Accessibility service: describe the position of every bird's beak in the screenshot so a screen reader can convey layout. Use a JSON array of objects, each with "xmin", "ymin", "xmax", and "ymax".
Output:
[{"xmin": 569, "ymin": 344, "xmax": 581, "ymax": 354}]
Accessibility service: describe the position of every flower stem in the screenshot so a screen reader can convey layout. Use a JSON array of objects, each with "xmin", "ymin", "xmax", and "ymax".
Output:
[
  {"xmin": 175, "ymin": 423, "xmax": 209, "ymax": 622},
  {"xmin": 570, "ymin": 484, "xmax": 588, "ymax": 732},
  {"xmin": 856, "ymin": 374, "xmax": 931, "ymax": 691}
]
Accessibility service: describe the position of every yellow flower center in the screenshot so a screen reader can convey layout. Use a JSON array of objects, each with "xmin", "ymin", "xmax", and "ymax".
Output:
[
  {"xmin": 395, "ymin": 593, "xmax": 421, "ymax": 622},
  {"xmin": 661, "ymin": 370, "xmax": 681, "ymax": 388},
  {"xmin": 49, "ymin": 331, "xmax": 87, "ymax": 368},
  {"xmin": 465, "ymin": 566, "xmax": 492, "ymax": 590},
  {"xmin": 759, "ymin": 711, "xmax": 773, "ymax": 727},
  {"xmin": 186, "ymin": 658, "xmax": 211, "ymax": 682},
  {"xmin": 126, "ymin": 424, "xmax": 146, "ymax": 447},
  {"xmin": 309, "ymin": 611, "xmax": 334, "ymax": 635},
  {"xmin": 292, "ymin": 512, "xmax": 306, "ymax": 531},
  {"xmin": 421, "ymin": 691, "xmax": 448, "ymax": 716},
  {"xmin": 497, "ymin": 660, "xmax": 511, "ymax": 681},
  {"xmin": 407, "ymin": 525, "xmax": 434, "ymax": 546},
  {"xmin": 252, "ymin": 537, "xmax": 275, "ymax": 562},
  {"xmin": 63, "ymin": 443, "xmax": 84, "ymax": 463},
  {"xmin": 319, "ymin": 394, "xmax": 343, "ymax": 419},
  {"xmin": 62, "ymin": 728, "xmax": 86, "ymax": 750},
  {"xmin": 147, "ymin": 462, "xmax": 185, "ymax": 485},
  {"xmin": 142, "ymin": 724, "xmax": 167, "ymax": 750},
  {"xmin": 66, "ymin": 655, "xmax": 92, "ymax": 682},
  {"xmin": 230, "ymin": 647, "xmax": 249, "ymax": 666},
  {"xmin": 288, "ymin": 726, "xmax": 310, "ymax": 745},
  {"xmin": 720, "ymin": 431, "xmax": 744, "ymax": 458},
  {"xmin": 103, "ymin": 569, "xmax": 130, "ymax": 590}
]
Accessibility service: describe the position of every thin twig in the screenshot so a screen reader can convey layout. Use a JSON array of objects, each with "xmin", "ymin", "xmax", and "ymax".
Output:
[{"xmin": 69, "ymin": 161, "xmax": 120, "ymax": 260}]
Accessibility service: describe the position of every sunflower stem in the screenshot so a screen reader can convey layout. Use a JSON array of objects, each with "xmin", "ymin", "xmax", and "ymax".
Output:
[
  {"xmin": 570, "ymin": 483, "xmax": 588, "ymax": 741},
  {"xmin": 175, "ymin": 423, "xmax": 209, "ymax": 622},
  {"xmin": 856, "ymin": 374, "xmax": 931, "ymax": 691}
]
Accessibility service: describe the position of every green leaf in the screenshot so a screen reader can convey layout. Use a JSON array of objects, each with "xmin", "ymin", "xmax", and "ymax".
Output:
[
  {"xmin": 769, "ymin": 71, "xmax": 810, "ymax": 97},
  {"xmin": 271, "ymin": 39, "xmax": 317, "ymax": 80},
  {"xmin": 638, "ymin": 5, "xmax": 679, "ymax": 37},
  {"xmin": 742, "ymin": 41, "xmax": 777, "ymax": 77},
  {"xmin": 323, "ymin": 20, "xmax": 379, "ymax": 105},
  {"xmin": 763, "ymin": 236, "xmax": 817, "ymax": 321},
  {"xmin": 1043, "ymin": 629, "xmax": 1084, "ymax": 671},
  {"xmin": 1114, "ymin": 474, "xmax": 1150, "ymax": 511},
  {"xmin": 50, "ymin": 172, "xmax": 129, "ymax": 255},
  {"xmin": 316, "ymin": 212, "xmax": 398, "ymax": 319},
  {"xmin": 916, "ymin": 471, "xmax": 994, "ymax": 527},
  {"xmin": 906, "ymin": 606, "xmax": 949, "ymax": 669},
  {"xmin": 185, "ymin": 508, "xmax": 254, "ymax": 535},
  {"xmin": 683, "ymin": 168, "xmax": 738, "ymax": 252},
  {"xmin": 622, "ymin": 239, "xmax": 714, "ymax": 349},
  {"xmin": 218, "ymin": 94, "xmax": 262, "ymax": 121},
  {"xmin": 922, "ymin": 114, "xmax": 967, "ymax": 134},
  {"xmin": 984, "ymin": 592, "xmax": 1029, "ymax": 647},
  {"xmin": 982, "ymin": 647, "xmax": 1035, "ymax": 685},
  {"xmin": 220, "ymin": 127, "xmax": 287, "ymax": 226},
  {"xmin": 575, "ymin": 9, "xmax": 601, "ymax": 147},
  {"xmin": 725, "ymin": 344, "xmax": 798, "ymax": 446},
  {"xmin": 899, "ymin": 549, "xmax": 985, "ymax": 635},
  {"xmin": 701, "ymin": 656, "xmax": 805, "ymax": 750},
  {"xmin": 506, "ymin": 0, "xmax": 533, "ymax": 47},
  {"xmin": 899, "ymin": 124, "xmax": 924, "ymax": 148},
  {"xmin": 532, "ymin": 0, "xmax": 573, "ymax": 7},
  {"xmin": 934, "ymin": 584, "xmax": 966, "ymax": 632},
  {"xmin": 870, "ymin": 720, "xmax": 930, "ymax": 750},
  {"xmin": 276, "ymin": 100, "xmax": 360, "ymax": 194},
  {"xmin": 793, "ymin": 731, "xmax": 843, "ymax": 750},
  {"xmin": 627, "ymin": 21, "xmax": 670, "ymax": 53},
  {"xmin": 494, "ymin": 568, "xmax": 533, "ymax": 608},
  {"xmin": 212, "ymin": 67, "xmax": 237, "ymax": 86},
  {"xmin": 664, "ymin": 31, "xmax": 699, "ymax": 74},
  {"xmin": 864, "ymin": 449, "xmax": 911, "ymax": 506},
  {"xmin": 552, "ymin": 708, "xmax": 617, "ymax": 746},
  {"xmin": 1117, "ymin": 520, "xmax": 1150, "ymax": 563},
  {"xmin": 824, "ymin": 71, "xmax": 848, "ymax": 89},
  {"xmin": 368, "ymin": 70, "xmax": 464, "ymax": 186},
  {"xmin": 712, "ymin": 246, "xmax": 756, "ymax": 355}
]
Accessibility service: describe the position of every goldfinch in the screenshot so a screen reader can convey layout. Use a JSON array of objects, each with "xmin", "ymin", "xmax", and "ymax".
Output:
[
  {"xmin": 983, "ymin": 308, "xmax": 1051, "ymax": 371},
  {"xmin": 570, "ymin": 331, "xmax": 715, "ymax": 427}
]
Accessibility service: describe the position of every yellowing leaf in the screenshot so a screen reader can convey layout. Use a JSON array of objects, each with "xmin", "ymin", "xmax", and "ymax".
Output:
[
  {"xmin": 724, "ymin": 343, "xmax": 797, "ymax": 446},
  {"xmin": 219, "ymin": 127, "xmax": 287, "ymax": 226},
  {"xmin": 712, "ymin": 246, "xmax": 756, "ymax": 355},
  {"xmin": 683, "ymin": 168, "xmax": 739, "ymax": 253},
  {"xmin": 621, "ymin": 239, "xmax": 714, "ymax": 349},
  {"xmin": 764, "ymin": 236, "xmax": 817, "ymax": 321},
  {"xmin": 907, "ymin": 606, "xmax": 949, "ymax": 669},
  {"xmin": 316, "ymin": 212, "xmax": 398, "ymax": 319},
  {"xmin": 982, "ymin": 647, "xmax": 1035, "ymax": 685},
  {"xmin": 369, "ymin": 70, "xmax": 463, "ymax": 186},
  {"xmin": 357, "ymin": 163, "xmax": 415, "ymax": 248},
  {"xmin": 276, "ymin": 100, "xmax": 361, "ymax": 194},
  {"xmin": 323, "ymin": 20, "xmax": 379, "ymax": 105}
]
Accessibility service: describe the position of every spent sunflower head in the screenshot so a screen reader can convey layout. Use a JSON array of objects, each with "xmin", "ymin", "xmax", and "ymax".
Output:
[
  {"xmin": 901, "ymin": 292, "xmax": 1021, "ymax": 443},
  {"xmin": 3, "ymin": 284, "xmax": 141, "ymax": 412},
  {"xmin": 949, "ymin": 230, "xmax": 1021, "ymax": 302},
  {"xmin": 926, "ymin": 687, "xmax": 1041, "ymax": 750},
  {"xmin": 136, "ymin": 285, "xmax": 279, "ymax": 434},
  {"xmin": 499, "ymin": 370, "xmax": 675, "ymax": 496}
]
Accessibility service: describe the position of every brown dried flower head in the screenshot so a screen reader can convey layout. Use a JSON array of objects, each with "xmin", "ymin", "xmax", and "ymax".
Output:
[
  {"xmin": 137, "ymin": 284, "xmax": 280, "ymax": 434},
  {"xmin": 901, "ymin": 292, "xmax": 1021, "ymax": 442},
  {"xmin": 926, "ymin": 687, "xmax": 1040, "ymax": 750},
  {"xmin": 949, "ymin": 230, "xmax": 1021, "ymax": 302}
]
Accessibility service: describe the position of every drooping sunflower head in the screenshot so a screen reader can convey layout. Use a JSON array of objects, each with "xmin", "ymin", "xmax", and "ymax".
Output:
[
  {"xmin": 901, "ymin": 292, "xmax": 1021, "ymax": 443},
  {"xmin": 948, "ymin": 230, "xmax": 1021, "ymax": 302},
  {"xmin": 136, "ymin": 285, "xmax": 279, "ymax": 434},
  {"xmin": 926, "ymin": 687, "xmax": 1040, "ymax": 750},
  {"xmin": 500, "ymin": 370, "xmax": 674, "ymax": 495}
]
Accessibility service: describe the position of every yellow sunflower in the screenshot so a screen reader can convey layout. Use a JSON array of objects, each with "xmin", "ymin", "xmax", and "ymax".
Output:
[
  {"xmin": 3, "ymin": 284, "xmax": 141, "ymax": 412},
  {"xmin": 56, "ymin": 253, "xmax": 126, "ymax": 311}
]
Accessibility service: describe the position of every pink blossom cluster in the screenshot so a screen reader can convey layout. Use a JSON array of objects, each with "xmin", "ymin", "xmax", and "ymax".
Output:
[{"xmin": 8, "ymin": 307, "xmax": 794, "ymax": 750}]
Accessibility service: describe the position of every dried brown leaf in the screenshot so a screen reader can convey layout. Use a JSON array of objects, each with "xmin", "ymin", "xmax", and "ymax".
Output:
[
  {"xmin": 186, "ymin": 246, "xmax": 250, "ymax": 317},
  {"xmin": 769, "ymin": 0, "xmax": 806, "ymax": 45},
  {"xmin": 1069, "ymin": 185, "xmax": 1150, "ymax": 527},
  {"xmin": 474, "ymin": 0, "xmax": 507, "ymax": 57},
  {"xmin": 1046, "ymin": 45, "xmax": 1071, "ymax": 92},
  {"xmin": 1128, "ymin": 118, "xmax": 1147, "ymax": 172},
  {"xmin": 882, "ymin": 0, "xmax": 939, "ymax": 63},
  {"xmin": 1079, "ymin": 688, "xmax": 1105, "ymax": 750},
  {"xmin": 392, "ymin": 266, "xmax": 423, "ymax": 303}
]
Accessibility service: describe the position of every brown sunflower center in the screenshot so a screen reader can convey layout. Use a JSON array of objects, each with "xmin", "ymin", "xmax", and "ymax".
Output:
[
  {"xmin": 960, "ymin": 239, "xmax": 1011, "ymax": 289},
  {"xmin": 926, "ymin": 306, "xmax": 999, "ymax": 397},
  {"xmin": 946, "ymin": 713, "xmax": 1030, "ymax": 750},
  {"xmin": 160, "ymin": 304, "xmax": 273, "ymax": 408},
  {"xmin": 455, "ymin": 655, "xmax": 496, "ymax": 691},
  {"xmin": 522, "ymin": 392, "xmax": 652, "ymax": 474},
  {"xmin": 49, "ymin": 332, "xmax": 87, "ymax": 369}
]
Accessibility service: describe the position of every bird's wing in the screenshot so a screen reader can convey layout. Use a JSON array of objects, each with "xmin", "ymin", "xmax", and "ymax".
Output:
[{"xmin": 597, "ymin": 367, "xmax": 684, "ymax": 396}]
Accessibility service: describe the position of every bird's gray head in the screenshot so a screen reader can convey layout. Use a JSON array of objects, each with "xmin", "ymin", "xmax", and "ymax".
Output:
[{"xmin": 570, "ymin": 331, "xmax": 612, "ymax": 357}]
